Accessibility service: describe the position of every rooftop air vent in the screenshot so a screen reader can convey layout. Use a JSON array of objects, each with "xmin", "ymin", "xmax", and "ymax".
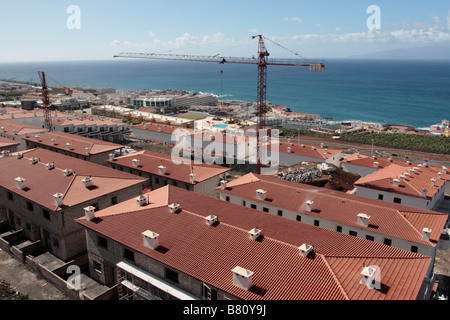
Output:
[
  {"xmin": 248, "ymin": 227, "xmax": 262, "ymax": 241},
  {"xmin": 431, "ymin": 178, "xmax": 436, "ymax": 186},
  {"xmin": 205, "ymin": 215, "xmax": 219, "ymax": 226},
  {"xmin": 132, "ymin": 159, "xmax": 140, "ymax": 167},
  {"xmin": 438, "ymin": 172, "xmax": 443, "ymax": 180},
  {"xmin": 85, "ymin": 147, "xmax": 91, "ymax": 155},
  {"xmin": 16, "ymin": 152, "xmax": 23, "ymax": 159},
  {"xmin": 357, "ymin": 213, "xmax": 370, "ymax": 227},
  {"xmin": 220, "ymin": 180, "xmax": 227, "ymax": 189},
  {"xmin": 84, "ymin": 206, "xmax": 96, "ymax": 221},
  {"xmin": 373, "ymin": 161, "xmax": 379, "ymax": 168},
  {"xmin": 287, "ymin": 147, "xmax": 291, "ymax": 153},
  {"xmin": 46, "ymin": 162, "xmax": 55, "ymax": 170},
  {"xmin": 142, "ymin": 230, "xmax": 159, "ymax": 250},
  {"xmin": 158, "ymin": 165, "xmax": 166, "ymax": 175},
  {"xmin": 30, "ymin": 157, "xmax": 38, "ymax": 165},
  {"xmin": 64, "ymin": 168, "xmax": 73, "ymax": 176},
  {"xmin": 53, "ymin": 193, "xmax": 64, "ymax": 207},
  {"xmin": 168, "ymin": 203, "xmax": 181, "ymax": 213},
  {"xmin": 109, "ymin": 153, "xmax": 115, "ymax": 161},
  {"xmin": 305, "ymin": 200, "xmax": 314, "ymax": 212},
  {"xmin": 35, "ymin": 135, "xmax": 41, "ymax": 142},
  {"xmin": 392, "ymin": 178, "xmax": 400, "ymax": 187},
  {"xmin": 1, "ymin": 150, "xmax": 10, "ymax": 157},
  {"xmin": 51, "ymin": 139, "xmax": 57, "ymax": 145},
  {"xmin": 66, "ymin": 143, "xmax": 72, "ymax": 150},
  {"xmin": 232, "ymin": 266, "xmax": 254, "ymax": 291},
  {"xmin": 189, "ymin": 173, "xmax": 196, "ymax": 183},
  {"xmin": 442, "ymin": 166, "xmax": 447, "ymax": 174},
  {"xmin": 82, "ymin": 176, "xmax": 93, "ymax": 188},
  {"xmin": 12, "ymin": 129, "xmax": 17, "ymax": 135},
  {"xmin": 360, "ymin": 265, "xmax": 380, "ymax": 289},
  {"xmin": 422, "ymin": 228, "xmax": 432, "ymax": 241},
  {"xmin": 15, "ymin": 177, "xmax": 26, "ymax": 190},
  {"xmin": 299, "ymin": 243, "xmax": 314, "ymax": 257},
  {"xmin": 136, "ymin": 195, "xmax": 148, "ymax": 207},
  {"xmin": 256, "ymin": 189, "xmax": 266, "ymax": 200}
]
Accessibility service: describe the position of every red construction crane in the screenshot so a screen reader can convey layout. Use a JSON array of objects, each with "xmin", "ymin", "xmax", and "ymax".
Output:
[
  {"xmin": 114, "ymin": 35, "xmax": 325, "ymax": 174},
  {"xmin": 0, "ymin": 71, "xmax": 73, "ymax": 131}
]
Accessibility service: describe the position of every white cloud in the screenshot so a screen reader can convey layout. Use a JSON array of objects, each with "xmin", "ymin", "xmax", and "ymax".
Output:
[
  {"xmin": 447, "ymin": 10, "xmax": 450, "ymax": 30},
  {"xmin": 248, "ymin": 28, "xmax": 259, "ymax": 33},
  {"xmin": 283, "ymin": 17, "xmax": 302, "ymax": 23},
  {"xmin": 109, "ymin": 40, "xmax": 121, "ymax": 46},
  {"xmin": 148, "ymin": 30, "xmax": 156, "ymax": 37},
  {"xmin": 334, "ymin": 26, "xmax": 341, "ymax": 32},
  {"xmin": 316, "ymin": 23, "xmax": 322, "ymax": 28}
]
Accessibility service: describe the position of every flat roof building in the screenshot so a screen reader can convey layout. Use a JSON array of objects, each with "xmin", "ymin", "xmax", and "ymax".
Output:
[
  {"xmin": 76, "ymin": 185, "xmax": 434, "ymax": 300},
  {"xmin": 0, "ymin": 119, "xmax": 48, "ymax": 150}
]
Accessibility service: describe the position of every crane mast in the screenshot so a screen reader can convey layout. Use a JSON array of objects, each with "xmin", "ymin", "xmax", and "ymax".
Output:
[{"xmin": 114, "ymin": 35, "xmax": 324, "ymax": 174}]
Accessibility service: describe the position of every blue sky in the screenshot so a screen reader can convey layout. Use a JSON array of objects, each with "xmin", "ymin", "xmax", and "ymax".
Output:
[{"xmin": 0, "ymin": 0, "xmax": 449, "ymax": 62}]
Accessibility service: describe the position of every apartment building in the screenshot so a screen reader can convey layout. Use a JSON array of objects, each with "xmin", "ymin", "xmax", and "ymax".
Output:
[
  {"xmin": 23, "ymin": 131, "xmax": 124, "ymax": 165},
  {"xmin": 0, "ymin": 119, "xmax": 48, "ymax": 150},
  {"xmin": 216, "ymin": 173, "xmax": 448, "ymax": 260},
  {"xmin": 107, "ymin": 150, "xmax": 230, "ymax": 197},
  {"xmin": 341, "ymin": 152, "xmax": 413, "ymax": 177},
  {"xmin": 76, "ymin": 185, "xmax": 433, "ymax": 300},
  {"xmin": 0, "ymin": 136, "xmax": 20, "ymax": 153},
  {"xmin": 354, "ymin": 163, "xmax": 449, "ymax": 210},
  {"xmin": 0, "ymin": 148, "xmax": 147, "ymax": 261},
  {"xmin": 131, "ymin": 122, "xmax": 193, "ymax": 145}
]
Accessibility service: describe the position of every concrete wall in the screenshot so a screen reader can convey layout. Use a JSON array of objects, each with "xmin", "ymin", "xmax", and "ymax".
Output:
[{"xmin": 340, "ymin": 162, "xmax": 378, "ymax": 177}]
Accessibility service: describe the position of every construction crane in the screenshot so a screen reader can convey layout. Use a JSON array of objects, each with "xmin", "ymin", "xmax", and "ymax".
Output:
[
  {"xmin": 0, "ymin": 71, "xmax": 73, "ymax": 131},
  {"xmin": 114, "ymin": 35, "xmax": 325, "ymax": 174}
]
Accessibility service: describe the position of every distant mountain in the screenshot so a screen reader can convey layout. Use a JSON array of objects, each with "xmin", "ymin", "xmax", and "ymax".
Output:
[{"xmin": 350, "ymin": 45, "xmax": 450, "ymax": 60}]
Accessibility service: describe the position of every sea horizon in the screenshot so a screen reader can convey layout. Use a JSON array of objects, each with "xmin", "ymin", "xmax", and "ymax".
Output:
[{"xmin": 1, "ymin": 58, "xmax": 449, "ymax": 129}]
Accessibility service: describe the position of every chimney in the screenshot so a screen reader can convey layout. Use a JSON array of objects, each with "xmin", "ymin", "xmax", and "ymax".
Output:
[
  {"xmin": 388, "ymin": 158, "xmax": 393, "ymax": 162},
  {"xmin": 1, "ymin": 150, "xmax": 10, "ymax": 157},
  {"xmin": 12, "ymin": 129, "xmax": 17, "ymax": 135},
  {"xmin": 373, "ymin": 161, "xmax": 379, "ymax": 168},
  {"xmin": 357, "ymin": 213, "xmax": 370, "ymax": 227},
  {"xmin": 422, "ymin": 228, "xmax": 432, "ymax": 241},
  {"xmin": 287, "ymin": 147, "xmax": 291, "ymax": 153},
  {"xmin": 189, "ymin": 173, "xmax": 196, "ymax": 183},
  {"xmin": 46, "ymin": 162, "xmax": 55, "ymax": 170},
  {"xmin": 30, "ymin": 157, "xmax": 38, "ymax": 165},
  {"xmin": 232, "ymin": 266, "xmax": 254, "ymax": 291},
  {"xmin": 438, "ymin": 172, "xmax": 443, "ymax": 180},
  {"xmin": 132, "ymin": 159, "xmax": 140, "ymax": 167},
  {"xmin": 136, "ymin": 195, "xmax": 148, "ymax": 207},
  {"xmin": 109, "ymin": 153, "xmax": 115, "ymax": 161},
  {"xmin": 422, "ymin": 188, "xmax": 428, "ymax": 197},
  {"xmin": 84, "ymin": 206, "xmax": 96, "ymax": 221},
  {"xmin": 205, "ymin": 215, "xmax": 219, "ymax": 226},
  {"xmin": 356, "ymin": 152, "xmax": 361, "ymax": 158},
  {"xmin": 35, "ymin": 135, "xmax": 41, "ymax": 142},
  {"xmin": 53, "ymin": 193, "xmax": 64, "ymax": 207},
  {"xmin": 392, "ymin": 178, "xmax": 400, "ymax": 187},
  {"xmin": 360, "ymin": 266, "xmax": 379, "ymax": 288},
  {"xmin": 305, "ymin": 200, "xmax": 314, "ymax": 212},
  {"xmin": 168, "ymin": 202, "xmax": 181, "ymax": 213},
  {"xmin": 158, "ymin": 165, "xmax": 166, "ymax": 175},
  {"xmin": 51, "ymin": 139, "xmax": 57, "ymax": 145},
  {"xmin": 64, "ymin": 168, "xmax": 73, "ymax": 176},
  {"xmin": 442, "ymin": 166, "xmax": 448, "ymax": 174},
  {"xmin": 66, "ymin": 143, "xmax": 72, "ymax": 150},
  {"xmin": 1, "ymin": 127, "xmax": 4, "ymax": 132},
  {"xmin": 431, "ymin": 178, "xmax": 436, "ymax": 186},
  {"xmin": 142, "ymin": 230, "xmax": 159, "ymax": 250},
  {"xmin": 82, "ymin": 176, "xmax": 93, "ymax": 188},
  {"xmin": 248, "ymin": 227, "xmax": 261, "ymax": 241},
  {"xmin": 16, "ymin": 152, "xmax": 23, "ymax": 159},
  {"xmin": 15, "ymin": 177, "xmax": 26, "ymax": 190},
  {"xmin": 299, "ymin": 243, "xmax": 314, "ymax": 257},
  {"xmin": 220, "ymin": 180, "xmax": 227, "ymax": 189},
  {"xmin": 85, "ymin": 147, "xmax": 91, "ymax": 155},
  {"xmin": 256, "ymin": 189, "xmax": 266, "ymax": 200}
]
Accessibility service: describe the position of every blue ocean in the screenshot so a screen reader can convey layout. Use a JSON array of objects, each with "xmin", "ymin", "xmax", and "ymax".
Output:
[{"xmin": 0, "ymin": 59, "xmax": 449, "ymax": 129}]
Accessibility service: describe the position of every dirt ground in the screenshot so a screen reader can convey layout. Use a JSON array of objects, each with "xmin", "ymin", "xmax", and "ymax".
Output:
[{"xmin": 0, "ymin": 249, "xmax": 70, "ymax": 300}]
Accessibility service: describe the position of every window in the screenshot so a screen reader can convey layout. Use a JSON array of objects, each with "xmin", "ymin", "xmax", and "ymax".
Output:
[
  {"xmin": 393, "ymin": 197, "xmax": 402, "ymax": 204},
  {"xmin": 263, "ymin": 207, "xmax": 269, "ymax": 213},
  {"xmin": 384, "ymin": 238, "xmax": 392, "ymax": 246},
  {"xmin": 43, "ymin": 209, "xmax": 50, "ymax": 220},
  {"xmin": 165, "ymin": 268, "xmax": 179, "ymax": 284},
  {"xmin": 93, "ymin": 261, "xmax": 102, "ymax": 273},
  {"xmin": 155, "ymin": 178, "xmax": 160, "ymax": 184},
  {"xmin": 26, "ymin": 201, "xmax": 33, "ymax": 212},
  {"xmin": 378, "ymin": 194, "xmax": 384, "ymax": 200},
  {"xmin": 111, "ymin": 196, "xmax": 118, "ymax": 206},
  {"xmin": 242, "ymin": 200, "xmax": 246, "ymax": 207},
  {"xmin": 225, "ymin": 196, "xmax": 230, "ymax": 202},
  {"xmin": 349, "ymin": 230, "xmax": 358, "ymax": 237},
  {"xmin": 277, "ymin": 210, "xmax": 283, "ymax": 217},
  {"xmin": 336, "ymin": 226, "xmax": 342, "ymax": 233},
  {"xmin": 296, "ymin": 215, "xmax": 301, "ymax": 222},
  {"xmin": 366, "ymin": 235, "xmax": 375, "ymax": 241},
  {"xmin": 314, "ymin": 220, "xmax": 320, "ymax": 227},
  {"xmin": 52, "ymin": 238, "xmax": 59, "ymax": 248},
  {"xmin": 124, "ymin": 248, "xmax": 135, "ymax": 262},
  {"xmin": 251, "ymin": 204, "xmax": 257, "ymax": 209},
  {"xmin": 411, "ymin": 245, "xmax": 418, "ymax": 253},
  {"xmin": 7, "ymin": 192, "xmax": 13, "ymax": 201},
  {"xmin": 98, "ymin": 236, "xmax": 108, "ymax": 249}
]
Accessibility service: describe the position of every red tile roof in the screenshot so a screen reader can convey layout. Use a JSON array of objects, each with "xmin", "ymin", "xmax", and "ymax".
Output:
[
  {"xmin": 77, "ymin": 185, "xmax": 431, "ymax": 300},
  {"xmin": 107, "ymin": 150, "xmax": 230, "ymax": 184},
  {"xmin": 355, "ymin": 163, "xmax": 449, "ymax": 199},
  {"xmin": 0, "ymin": 119, "xmax": 48, "ymax": 136},
  {"xmin": 267, "ymin": 141, "xmax": 342, "ymax": 160},
  {"xmin": 345, "ymin": 153, "xmax": 419, "ymax": 169},
  {"xmin": 0, "ymin": 136, "xmax": 20, "ymax": 148},
  {"xmin": 133, "ymin": 122, "xmax": 193, "ymax": 135},
  {"xmin": 0, "ymin": 148, "xmax": 146, "ymax": 211},
  {"xmin": 217, "ymin": 173, "xmax": 448, "ymax": 246},
  {"xmin": 22, "ymin": 131, "xmax": 123, "ymax": 156}
]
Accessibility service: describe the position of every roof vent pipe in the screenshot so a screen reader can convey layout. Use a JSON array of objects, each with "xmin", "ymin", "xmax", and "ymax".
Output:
[
  {"xmin": 299, "ymin": 243, "xmax": 314, "ymax": 257},
  {"xmin": 248, "ymin": 228, "xmax": 262, "ymax": 241},
  {"xmin": 53, "ymin": 193, "xmax": 64, "ymax": 207},
  {"xmin": 84, "ymin": 206, "xmax": 96, "ymax": 221},
  {"xmin": 232, "ymin": 266, "xmax": 254, "ymax": 291},
  {"xmin": 142, "ymin": 231, "xmax": 159, "ymax": 250},
  {"xmin": 422, "ymin": 228, "xmax": 432, "ymax": 242},
  {"xmin": 15, "ymin": 177, "xmax": 26, "ymax": 190}
]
